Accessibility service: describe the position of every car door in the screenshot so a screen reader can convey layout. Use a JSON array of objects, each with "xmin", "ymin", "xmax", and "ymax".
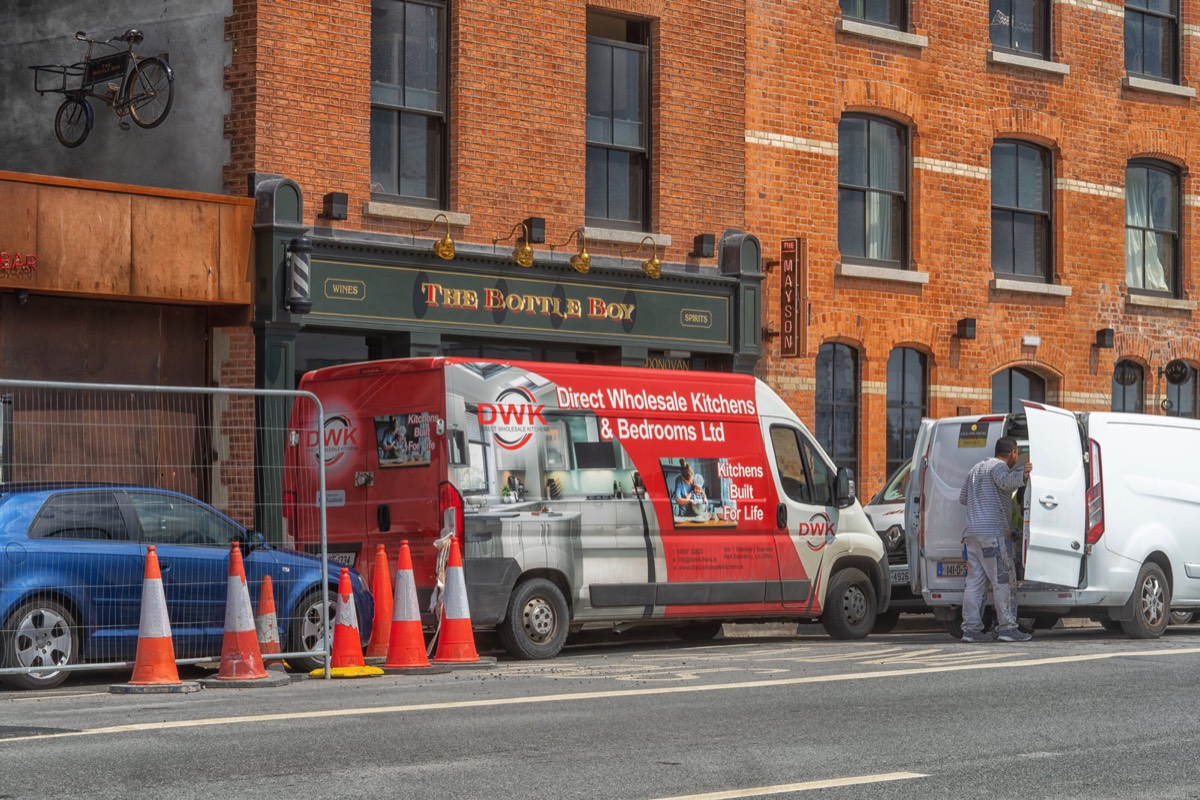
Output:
[{"xmin": 1022, "ymin": 402, "xmax": 1088, "ymax": 587}]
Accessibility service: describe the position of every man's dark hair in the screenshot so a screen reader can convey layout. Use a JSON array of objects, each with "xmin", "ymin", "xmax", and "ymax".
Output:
[{"xmin": 995, "ymin": 436, "xmax": 1018, "ymax": 458}]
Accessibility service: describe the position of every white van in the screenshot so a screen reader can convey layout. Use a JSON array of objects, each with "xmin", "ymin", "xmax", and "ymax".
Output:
[{"xmin": 905, "ymin": 401, "xmax": 1200, "ymax": 639}]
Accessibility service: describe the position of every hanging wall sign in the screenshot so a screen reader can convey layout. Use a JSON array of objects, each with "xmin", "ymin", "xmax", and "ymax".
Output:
[{"xmin": 779, "ymin": 238, "xmax": 805, "ymax": 358}]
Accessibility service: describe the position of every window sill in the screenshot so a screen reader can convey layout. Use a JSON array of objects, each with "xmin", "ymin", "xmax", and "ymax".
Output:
[
  {"xmin": 363, "ymin": 201, "xmax": 470, "ymax": 228},
  {"xmin": 837, "ymin": 263, "xmax": 929, "ymax": 284},
  {"xmin": 581, "ymin": 227, "xmax": 671, "ymax": 248},
  {"xmin": 1125, "ymin": 293, "xmax": 1196, "ymax": 311},
  {"xmin": 1122, "ymin": 75, "xmax": 1196, "ymax": 99},
  {"xmin": 988, "ymin": 50, "xmax": 1070, "ymax": 76},
  {"xmin": 990, "ymin": 278, "xmax": 1072, "ymax": 297},
  {"xmin": 835, "ymin": 18, "xmax": 928, "ymax": 49}
]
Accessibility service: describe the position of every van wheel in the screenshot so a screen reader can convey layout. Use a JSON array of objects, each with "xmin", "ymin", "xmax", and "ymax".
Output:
[
  {"xmin": 498, "ymin": 578, "xmax": 569, "ymax": 660},
  {"xmin": 1121, "ymin": 563, "xmax": 1170, "ymax": 639},
  {"xmin": 1169, "ymin": 610, "xmax": 1195, "ymax": 626},
  {"xmin": 821, "ymin": 568, "xmax": 876, "ymax": 639},
  {"xmin": 872, "ymin": 610, "xmax": 901, "ymax": 633}
]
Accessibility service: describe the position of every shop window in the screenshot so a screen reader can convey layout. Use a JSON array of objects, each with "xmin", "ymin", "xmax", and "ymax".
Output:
[
  {"xmin": 838, "ymin": 115, "xmax": 908, "ymax": 269},
  {"xmin": 992, "ymin": 140, "xmax": 1052, "ymax": 281},
  {"xmin": 1164, "ymin": 362, "xmax": 1198, "ymax": 418},
  {"xmin": 840, "ymin": 0, "xmax": 907, "ymax": 29},
  {"xmin": 886, "ymin": 347, "xmax": 927, "ymax": 477},
  {"xmin": 1125, "ymin": 0, "xmax": 1179, "ymax": 83},
  {"xmin": 815, "ymin": 343, "xmax": 860, "ymax": 479},
  {"xmin": 586, "ymin": 12, "xmax": 649, "ymax": 230},
  {"xmin": 1111, "ymin": 360, "xmax": 1144, "ymax": 413},
  {"xmin": 370, "ymin": 0, "xmax": 447, "ymax": 207},
  {"xmin": 989, "ymin": 0, "xmax": 1050, "ymax": 58},
  {"xmin": 991, "ymin": 367, "xmax": 1045, "ymax": 413},
  {"xmin": 1125, "ymin": 160, "xmax": 1179, "ymax": 297}
]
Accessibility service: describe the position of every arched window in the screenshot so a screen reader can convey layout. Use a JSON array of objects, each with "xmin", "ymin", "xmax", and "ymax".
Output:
[
  {"xmin": 816, "ymin": 343, "xmax": 860, "ymax": 479},
  {"xmin": 886, "ymin": 347, "xmax": 927, "ymax": 477},
  {"xmin": 1111, "ymin": 360, "xmax": 1144, "ymax": 413},
  {"xmin": 1126, "ymin": 160, "xmax": 1180, "ymax": 297},
  {"xmin": 992, "ymin": 367, "xmax": 1045, "ymax": 414},
  {"xmin": 991, "ymin": 140, "xmax": 1052, "ymax": 281},
  {"xmin": 1164, "ymin": 362, "xmax": 1197, "ymax": 418}
]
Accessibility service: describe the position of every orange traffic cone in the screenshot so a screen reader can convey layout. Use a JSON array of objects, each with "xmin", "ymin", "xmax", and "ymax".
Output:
[
  {"xmin": 110, "ymin": 546, "xmax": 200, "ymax": 694},
  {"xmin": 203, "ymin": 543, "xmax": 290, "ymax": 688},
  {"xmin": 310, "ymin": 568, "xmax": 383, "ymax": 678},
  {"xmin": 383, "ymin": 541, "xmax": 448, "ymax": 674},
  {"xmin": 365, "ymin": 544, "xmax": 394, "ymax": 660},
  {"xmin": 255, "ymin": 575, "xmax": 285, "ymax": 672},
  {"xmin": 433, "ymin": 537, "xmax": 484, "ymax": 664}
]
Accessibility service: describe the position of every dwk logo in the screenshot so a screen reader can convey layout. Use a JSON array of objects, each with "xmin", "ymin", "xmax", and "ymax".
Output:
[
  {"xmin": 307, "ymin": 414, "xmax": 359, "ymax": 466},
  {"xmin": 478, "ymin": 386, "xmax": 548, "ymax": 451},
  {"xmin": 801, "ymin": 512, "xmax": 838, "ymax": 550}
]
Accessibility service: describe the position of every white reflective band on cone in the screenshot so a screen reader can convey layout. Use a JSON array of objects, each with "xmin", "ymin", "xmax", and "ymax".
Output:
[
  {"xmin": 336, "ymin": 593, "xmax": 358, "ymax": 627},
  {"xmin": 397, "ymin": 572, "xmax": 421, "ymax": 622},
  {"xmin": 139, "ymin": 579, "xmax": 173, "ymax": 639},
  {"xmin": 443, "ymin": 565, "xmax": 470, "ymax": 620},
  {"xmin": 225, "ymin": 575, "xmax": 256, "ymax": 633}
]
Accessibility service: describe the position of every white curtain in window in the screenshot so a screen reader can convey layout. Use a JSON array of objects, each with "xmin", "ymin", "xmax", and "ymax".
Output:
[
  {"xmin": 1125, "ymin": 169, "xmax": 1169, "ymax": 291},
  {"xmin": 867, "ymin": 126, "xmax": 896, "ymax": 261}
]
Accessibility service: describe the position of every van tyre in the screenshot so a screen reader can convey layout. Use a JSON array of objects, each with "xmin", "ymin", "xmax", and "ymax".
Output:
[
  {"xmin": 498, "ymin": 578, "xmax": 569, "ymax": 660},
  {"xmin": 1121, "ymin": 563, "xmax": 1170, "ymax": 639},
  {"xmin": 2, "ymin": 599, "xmax": 78, "ymax": 690},
  {"xmin": 673, "ymin": 622, "xmax": 723, "ymax": 641},
  {"xmin": 821, "ymin": 568, "xmax": 876, "ymax": 639}
]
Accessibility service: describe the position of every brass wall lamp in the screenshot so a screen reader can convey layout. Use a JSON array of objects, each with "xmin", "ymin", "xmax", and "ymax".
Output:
[
  {"xmin": 493, "ymin": 222, "xmax": 534, "ymax": 267},
  {"xmin": 620, "ymin": 235, "xmax": 662, "ymax": 279},
  {"xmin": 549, "ymin": 229, "xmax": 590, "ymax": 273},
  {"xmin": 410, "ymin": 213, "xmax": 455, "ymax": 260}
]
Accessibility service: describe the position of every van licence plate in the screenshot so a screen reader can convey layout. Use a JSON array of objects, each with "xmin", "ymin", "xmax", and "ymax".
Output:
[
  {"xmin": 937, "ymin": 560, "xmax": 967, "ymax": 578},
  {"xmin": 891, "ymin": 569, "xmax": 909, "ymax": 584}
]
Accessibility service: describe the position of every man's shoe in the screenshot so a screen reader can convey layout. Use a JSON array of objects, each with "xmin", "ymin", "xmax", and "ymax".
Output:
[
  {"xmin": 998, "ymin": 629, "xmax": 1033, "ymax": 642},
  {"xmin": 961, "ymin": 630, "xmax": 993, "ymax": 643}
]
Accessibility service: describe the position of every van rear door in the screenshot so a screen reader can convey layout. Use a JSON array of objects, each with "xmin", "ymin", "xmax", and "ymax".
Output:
[
  {"xmin": 1023, "ymin": 402, "xmax": 1087, "ymax": 587},
  {"xmin": 903, "ymin": 419, "xmax": 934, "ymax": 594}
]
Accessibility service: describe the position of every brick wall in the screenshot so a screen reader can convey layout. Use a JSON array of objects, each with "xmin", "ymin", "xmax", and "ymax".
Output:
[{"xmin": 748, "ymin": 1, "xmax": 1200, "ymax": 495}]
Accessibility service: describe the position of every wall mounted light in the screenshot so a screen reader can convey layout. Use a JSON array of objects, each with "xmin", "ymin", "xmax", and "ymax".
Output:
[
  {"xmin": 620, "ymin": 235, "xmax": 662, "ymax": 279},
  {"xmin": 549, "ymin": 229, "xmax": 590, "ymax": 274},
  {"xmin": 284, "ymin": 236, "xmax": 313, "ymax": 314},
  {"xmin": 956, "ymin": 317, "xmax": 976, "ymax": 340},
  {"xmin": 691, "ymin": 233, "xmax": 715, "ymax": 258},
  {"xmin": 1095, "ymin": 327, "xmax": 1115, "ymax": 349},
  {"xmin": 410, "ymin": 213, "xmax": 455, "ymax": 260},
  {"xmin": 493, "ymin": 222, "xmax": 534, "ymax": 268},
  {"xmin": 321, "ymin": 191, "xmax": 348, "ymax": 220}
]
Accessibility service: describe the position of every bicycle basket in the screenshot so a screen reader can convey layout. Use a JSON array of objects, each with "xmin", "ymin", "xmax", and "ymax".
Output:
[{"xmin": 83, "ymin": 52, "xmax": 129, "ymax": 88}]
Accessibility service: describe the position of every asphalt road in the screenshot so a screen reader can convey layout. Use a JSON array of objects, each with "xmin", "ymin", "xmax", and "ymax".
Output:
[{"xmin": 3, "ymin": 620, "xmax": 1200, "ymax": 799}]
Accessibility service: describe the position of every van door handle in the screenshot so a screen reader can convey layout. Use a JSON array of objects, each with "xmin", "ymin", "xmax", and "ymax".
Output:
[{"xmin": 1039, "ymin": 494, "xmax": 1059, "ymax": 509}]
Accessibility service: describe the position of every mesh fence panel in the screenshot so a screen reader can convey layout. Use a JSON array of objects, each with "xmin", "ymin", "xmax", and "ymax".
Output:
[{"xmin": 0, "ymin": 381, "xmax": 331, "ymax": 688}]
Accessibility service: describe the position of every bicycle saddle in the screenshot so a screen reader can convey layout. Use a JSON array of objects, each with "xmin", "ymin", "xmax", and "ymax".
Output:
[{"xmin": 123, "ymin": 29, "xmax": 144, "ymax": 45}]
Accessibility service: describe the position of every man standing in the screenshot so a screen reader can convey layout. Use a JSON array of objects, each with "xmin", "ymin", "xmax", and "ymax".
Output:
[{"xmin": 958, "ymin": 436, "xmax": 1033, "ymax": 643}]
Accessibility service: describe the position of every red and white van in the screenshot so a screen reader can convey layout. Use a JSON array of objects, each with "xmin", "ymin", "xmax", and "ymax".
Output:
[{"xmin": 284, "ymin": 358, "xmax": 889, "ymax": 659}]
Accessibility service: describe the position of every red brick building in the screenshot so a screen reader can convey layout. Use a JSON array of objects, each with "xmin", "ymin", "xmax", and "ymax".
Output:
[{"xmin": 748, "ymin": 1, "xmax": 1200, "ymax": 495}]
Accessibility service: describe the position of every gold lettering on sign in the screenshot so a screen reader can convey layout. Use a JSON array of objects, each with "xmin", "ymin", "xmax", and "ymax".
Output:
[
  {"xmin": 680, "ymin": 309, "xmax": 712, "ymax": 328},
  {"xmin": 779, "ymin": 238, "xmax": 804, "ymax": 358},
  {"xmin": 325, "ymin": 278, "xmax": 367, "ymax": 301}
]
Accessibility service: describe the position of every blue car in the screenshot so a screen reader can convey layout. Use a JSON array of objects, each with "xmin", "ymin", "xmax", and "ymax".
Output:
[{"xmin": 0, "ymin": 483, "xmax": 373, "ymax": 689}]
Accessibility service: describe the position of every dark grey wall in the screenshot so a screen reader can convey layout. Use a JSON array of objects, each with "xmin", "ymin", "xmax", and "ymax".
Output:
[{"xmin": 1, "ymin": 0, "xmax": 231, "ymax": 195}]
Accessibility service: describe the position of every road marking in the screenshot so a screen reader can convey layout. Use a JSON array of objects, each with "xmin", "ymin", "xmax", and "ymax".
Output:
[
  {"xmin": 651, "ymin": 771, "xmax": 927, "ymax": 799},
  {"xmin": 3, "ymin": 647, "xmax": 1199, "ymax": 744}
]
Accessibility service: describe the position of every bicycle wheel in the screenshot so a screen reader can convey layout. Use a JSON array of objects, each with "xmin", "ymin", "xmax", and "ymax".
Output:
[
  {"xmin": 124, "ymin": 57, "xmax": 174, "ymax": 129},
  {"xmin": 54, "ymin": 97, "xmax": 93, "ymax": 147}
]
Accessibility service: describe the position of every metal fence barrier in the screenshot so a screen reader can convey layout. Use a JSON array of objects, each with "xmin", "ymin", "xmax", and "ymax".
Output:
[{"xmin": 0, "ymin": 380, "xmax": 333, "ymax": 689}]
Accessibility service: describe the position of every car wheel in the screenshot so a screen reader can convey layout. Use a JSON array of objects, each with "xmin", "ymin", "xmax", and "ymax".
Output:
[
  {"xmin": 1, "ymin": 599, "xmax": 79, "ymax": 690},
  {"xmin": 286, "ymin": 587, "xmax": 336, "ymax": 672},
  {"xmin": 821, "ymin": 568, "xmax": 876, "ymax": 640},
  {"xmin": 1169, "ymin": 610, "xmax": 1195, "ymax": 626},
  {"xmin": 1120, "ymin": 563, "xmax": 1170, "ymax": 639},
  {"xmin": 872, "ymin": 609, "xmax": 901, "ymax": 634},
  {"xmin": 497, "ymin": 578, "xmax": 569, "ymax": 660},
  {"xmin": 673, "ymin": 622, "xmax": 724, "ymax": 642}
]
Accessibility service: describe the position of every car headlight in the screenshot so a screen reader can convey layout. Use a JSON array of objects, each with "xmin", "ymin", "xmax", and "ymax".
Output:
[{"xmin": 884, "ymin": 525, "xmax": 905, "ymax": 551}]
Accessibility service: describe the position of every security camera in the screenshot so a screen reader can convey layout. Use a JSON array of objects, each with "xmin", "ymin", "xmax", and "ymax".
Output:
[{"xmin": 15, "ymin": 290, "xmax": 28, "ymax": 306}]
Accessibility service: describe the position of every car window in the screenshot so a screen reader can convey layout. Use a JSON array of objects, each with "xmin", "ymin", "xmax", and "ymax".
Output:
[
  {"xmin": 27, "ymin": 491, "xmax": 130, "ymax": 540},
  {"xmin": 797, "ymin": 434, "xmax": 834, "ymax": 506},
  {"xmin": 127, "ymin": 492, "xmax": 243, "ymax": 547},
  {"xmin": 770, "ymin": 426, "xmax": 812, "ymax": 503}
]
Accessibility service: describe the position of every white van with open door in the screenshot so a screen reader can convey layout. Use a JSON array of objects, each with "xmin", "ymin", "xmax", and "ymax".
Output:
[{"xmin": 905, "ymin": 401, "xmax": 1200, "ymax": 639}]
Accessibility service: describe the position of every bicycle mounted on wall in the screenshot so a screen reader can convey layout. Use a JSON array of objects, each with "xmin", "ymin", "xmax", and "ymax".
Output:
[{"xmin": 29, "ymin": 29, "xmax": 175, "ymax": 148}]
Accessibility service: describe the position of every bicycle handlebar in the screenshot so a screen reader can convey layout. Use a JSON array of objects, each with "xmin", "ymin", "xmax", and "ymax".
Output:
[{"xmin": 73, "ymin": 29, "xmax": 143, "ymax": 47}]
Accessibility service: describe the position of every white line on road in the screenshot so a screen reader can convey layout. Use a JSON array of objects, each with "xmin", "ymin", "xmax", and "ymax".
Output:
[
  {"xmin": 651, "ymin": 771, "xmax": 928, "ymax": 799},
  {"xmin": 4, "ymin": 647, "xmax": 1199, "ymax": 743}
]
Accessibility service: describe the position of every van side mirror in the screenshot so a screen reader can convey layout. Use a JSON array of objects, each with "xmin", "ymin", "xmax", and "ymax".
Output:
[{"xmin": 835, "ymin": 467, "xmax": 856, "ymax": 509}]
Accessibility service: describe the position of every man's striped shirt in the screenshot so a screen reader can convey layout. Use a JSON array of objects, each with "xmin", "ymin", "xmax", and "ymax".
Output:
[{"xmin": 958, "ymin": 456, "xmax": 1026, "ymax": 539}]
